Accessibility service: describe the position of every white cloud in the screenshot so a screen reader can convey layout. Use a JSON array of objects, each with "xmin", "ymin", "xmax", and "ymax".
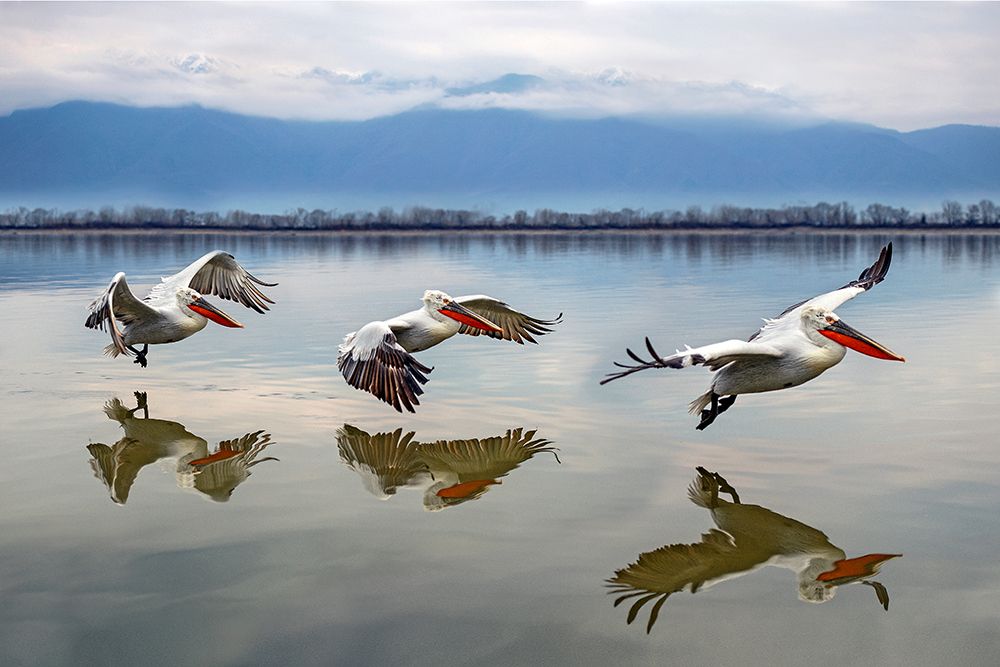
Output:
[{"xmin": 0, "ymin": 2, "xmax": 997, "ymax": 129}]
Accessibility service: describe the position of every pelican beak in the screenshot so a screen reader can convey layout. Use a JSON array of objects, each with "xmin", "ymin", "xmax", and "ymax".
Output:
[
  {"xmin": 439, "ymin": 301, "xmax": 503, "ymax": 333},
  {"xmin": 816, "ymin": 553, "xmax": 902, "ymax": 584},
  {"xmin": 188, "ymin": 449, "xmax": 241, "ymax": 466},
  {"xmin": 819, "ymin": 319, "xmax": 904, "ymax": 361},
  {"xmin": 190, "ymin": 297, "xmax": 244, "ymax": 328},
  {"xmin": 435, "ymin": 479, "xmax": 500, "ymax": 499}
]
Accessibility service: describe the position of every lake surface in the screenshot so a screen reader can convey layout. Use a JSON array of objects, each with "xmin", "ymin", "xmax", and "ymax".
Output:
[{"xmin": 1, "ymin": 231, "xmax": 999, "ymax": 666}]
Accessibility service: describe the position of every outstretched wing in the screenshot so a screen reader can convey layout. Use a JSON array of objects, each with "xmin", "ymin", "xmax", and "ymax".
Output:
[
  {"xmin": 749, "ymin": 242, "xmax": 894, "ymax": 340},
  {"xmin": 147, "ymin": 250, "xmax": 277, "ymax": 312},
  {"xmin": 601, "ymin": 337, "xmax": 782, "ymax": 385},
  {"xmin": 180, "ymin": 431, "xmax": 277, "ymax": 503},
  {"xmin": 454, "ymin": 295, "xmax": 562, "ymax": 344},
  {"xmin": 336, "ymin": 425, "xmax": 426, "ymax": 498},
  {"xmin": 416, "ymin": 428, "xmax": 559, "ymax": 480},
  {"xmin": 607, "ymin": 529, "xmax": 770, "ymax": 633},
  {"xmin": 338, "ymin": 321, "xmax": 434, "ymax": 413},
  {"xmin": 85, "ymin": 272, "xmax": 159, "ymax": 356}
]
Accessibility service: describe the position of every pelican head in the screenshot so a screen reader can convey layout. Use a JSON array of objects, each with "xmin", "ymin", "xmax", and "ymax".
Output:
[
  {"xmin": 177, "ymin": 287, "xmax": 244, "ymax": 328},
  {"xmin": 801, "ymin": 306, "xmax": 904, "ymax": 362},
  {"xmin": 422, "ymin": 290, "xmax": 502, "ymax": 333},
  {"xmin": 799, "ymin": 553, "xmax": 901, "ymax": 604}
]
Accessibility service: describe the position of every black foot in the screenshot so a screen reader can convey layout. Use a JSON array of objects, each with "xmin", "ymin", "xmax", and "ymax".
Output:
[
  {"xmin": 695, "ymin": 466, "xmax": 741, "ymax": 504},
  {"xmin": 696, "ymin": 393, "xmax": 720, "ymax": 430},
  {"xmin": 133, "ymin": 391, "xmax": 149, "ymax": 418},
  {"xmin": 130, "ymin": 344, "xmax": 149, "ymax": 368},
  {"xmin": 696, "ymin": 393, "xmax": 737, "ymax": 430}
]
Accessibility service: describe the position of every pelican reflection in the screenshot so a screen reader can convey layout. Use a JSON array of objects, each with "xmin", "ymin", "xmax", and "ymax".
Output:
[
  {"xmin": 608, "ymin": 467, "xmax": 900, "ymax": 633},
  {"xmin": 87, "ymin": 391, "xmax": 277, "ymax": 504},
  {"xmin": 337, "ymin": 425, "xmax": 558, "ymax": 510}
]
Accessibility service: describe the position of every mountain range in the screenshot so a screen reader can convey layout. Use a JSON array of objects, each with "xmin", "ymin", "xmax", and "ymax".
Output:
[{"xmin": 0, "ymin": 101, "xmax": 997, "ymax": 212}]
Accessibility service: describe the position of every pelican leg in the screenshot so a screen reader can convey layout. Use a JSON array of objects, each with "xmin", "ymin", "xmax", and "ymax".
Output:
[
  {"xmin": 711, "ymin": 470, "xmax": 741, "ymax": 504},
  {"xmin": 696, "ymin": 393, "xmax": 737, "ymax": 430},
  {"xmin": 717, "ymin": 395, "xmax": 737, "ymax": 415},
  {"xmin": 695, "ymin": 466, "xmax": 741, "ymax": 504},
  {"xmin": 696, "ymin": 393, "xmax": 720, "ymax": 430},
  {"xmin": 129, "ymin": 344, "xmax": 148, "ymax": 368},
  {"xmin": 133, "ymin": 391, "xmax": 149, "ymax": 419}
]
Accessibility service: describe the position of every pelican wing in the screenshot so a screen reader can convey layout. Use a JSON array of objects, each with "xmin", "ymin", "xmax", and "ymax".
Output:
[
  {"xmin": 602, "ymin": 337, "xmax": 782, "ymax": 384},
  {"xmin": 338, "ymin": 321, "xmax": 434, "ymax": 413},
  {"xmin": 147, "ymin": 250, "xmax": 276, "ymax": 312},
  {"xmin": 607, "ymin": 529, "xmax": 770, "ymax": 633},
  {"xmin": 454, "ymin": 295, "xmax": 562, "ymax": 344},
  {"xmin": 336, "ymin": 425, "xmax": 426, "ymax": 498},
  {"xmin": 416, "ymin": 428, "xmax": 558, "ymax": 479},
  {"xmin": 181, "ymin": 431, "xmax": 277, "ymax": 502},
  {"xmin": 85, "ymin": 272, "xmax": 159, "ymax": 356},
  {"xmin": 749, "ymin": 243, "xmax": 893, "ymax": 341},
  {"xmin": 86, "ymin": 442, "xmax": 118, "ymax": 494},
  {"xmin": 86, "ymin": 437, "xmax": 152, "ymax": 505}
]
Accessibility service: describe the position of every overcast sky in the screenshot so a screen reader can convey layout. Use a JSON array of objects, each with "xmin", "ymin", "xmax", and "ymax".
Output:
[{"xmin": 1, "ymin": 1, "xmax": 997, "ymax": 130}]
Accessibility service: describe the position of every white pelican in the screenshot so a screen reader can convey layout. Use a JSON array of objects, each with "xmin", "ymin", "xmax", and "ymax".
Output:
[
  {"xmin": 85, "ymin": 250, "xmax": 277, "ymax": 367},
  {"xmin": 338, "ymin": 290, "xmax": 562, "ymax": 412},
  {"xmin": 607, "ymin": 467, "xmax": 900, "ymax": 633},
  {"xmin": 336, "ymin": 425, "xmax": 558, "ymax": 510},
  {"xmin": 602, "ymin": 243, "xmax": 904, "ymax": 429},
  {"xmin": 87, "ymin": 392, "xmax": 277, "ymax": 504}
]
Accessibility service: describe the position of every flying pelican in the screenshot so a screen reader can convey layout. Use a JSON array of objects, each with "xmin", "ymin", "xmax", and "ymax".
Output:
[
  {"xmin": 87, "ymin": 392, "xmax": 277, "ymax": 504},
  {"xmin": 338, "ymin": 290, "xmax": 562, "ymax": 412},
  {"xmin": 336, "ymin": 425, "xmax": 558, "ymax": 510},
  {"xmin": 606, "ymin": 467, "xmax": 900, "ymax": 633},
  {"xmin": 602, "ymin": 243, "xmax": 904, "ymax": 429},
  {"xmin": 85, "ymin": 250, "xmax": 277, "ymax": 367}
]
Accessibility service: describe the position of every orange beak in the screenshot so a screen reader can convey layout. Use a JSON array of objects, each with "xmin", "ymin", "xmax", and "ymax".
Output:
[
  {"xmin": 819, "ymin": 319, "xmax": 904, "ymax": 361},
  {"xmin": 190, "ymin": 297, "xmax": 244, "ymax": 328},
  {"xmin": 439, "ymin": 301, "xmax": 502, "ymax": 333},
  {"xmin": 435, "ymin": 478, "xmax": 500, "ymax": 499},
  {"xmin": 817, "ymin": 553, "xmax": 902, "ymax": 584},
  {"xmin": 188, "ymin": 449, "xmax": 241, "ymax": 467}
]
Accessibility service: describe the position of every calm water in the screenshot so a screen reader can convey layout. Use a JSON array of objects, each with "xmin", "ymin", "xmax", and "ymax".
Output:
[{"xmin": 1, "ymin": 231, "xmax": 999, "ymax": 666}]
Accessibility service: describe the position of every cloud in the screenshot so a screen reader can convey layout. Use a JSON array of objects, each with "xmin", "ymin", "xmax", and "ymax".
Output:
[{"xmin": 0, "ymin": 2, "xmax": 997, "ymax": 129}]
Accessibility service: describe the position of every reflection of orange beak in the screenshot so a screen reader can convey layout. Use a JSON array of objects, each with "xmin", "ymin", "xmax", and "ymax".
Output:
[
  {"xmin": 436, "ymin": 478, "xmax": 500, "ymax": 499},
  {"xmin": 817, "ymin": 553, "xmax": 901, "ymax": 583},
  {"xmin": 188, "ymin": 449, "xmax": 241, "ymax": 467}
]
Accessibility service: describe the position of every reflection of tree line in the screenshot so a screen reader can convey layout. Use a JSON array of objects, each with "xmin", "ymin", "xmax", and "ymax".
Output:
[{"xmin": 4, "ymin": 199, "xmax": 999, "ymax": 230}]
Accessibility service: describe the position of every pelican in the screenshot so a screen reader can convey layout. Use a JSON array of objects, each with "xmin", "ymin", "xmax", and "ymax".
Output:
[
  {"xmin": 336, "ymin": 425, "xmax": 558, "ymax": 510},
  {"xmin": 85, "ymin": 250, "xmax": 277, "ymax": 367},
  {"xmin": 87, "ymin": 391, "xmax": 277, "ymax": 504},
  {"xmin": 607, "ymin": 467, "xmax": 900, "ymax": 633},
  {"xmin": 338, "ymin": 290, "xmax": 562, "ymax": 412},
  {"xmin": 602, "ymin": 243, "xmax": 904, "ymax": 429}
]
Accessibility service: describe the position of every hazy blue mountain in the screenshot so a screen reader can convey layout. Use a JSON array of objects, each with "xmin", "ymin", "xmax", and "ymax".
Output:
[
  {"xmin": 445, "ymin": 73, "xmax": 546, "ymax": 96},
  {"xmin": 0, "ymin": 101, "xmax": 996, "ymax": 211}
]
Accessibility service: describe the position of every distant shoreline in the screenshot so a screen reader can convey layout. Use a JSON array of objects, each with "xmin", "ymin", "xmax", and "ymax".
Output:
[{"xmin": 4, "ymin": 225, "xmax": 1000, "ymax": 236}]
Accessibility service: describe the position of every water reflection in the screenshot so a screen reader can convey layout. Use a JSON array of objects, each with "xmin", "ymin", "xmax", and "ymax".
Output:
[
  {"xmin": 336, "ymin": 425, "xmax": 559, "ymax": 510},
  {"xmin": 4, "ymin": 232, "xmax": 1000, "ymax": 288},
  {"xmin": 607, "ymin": 467, "xmax": 900, "ymax": 633},
  {"xmin": 86, "ymin": 391, "xmax": 278, "ymax": 503}
]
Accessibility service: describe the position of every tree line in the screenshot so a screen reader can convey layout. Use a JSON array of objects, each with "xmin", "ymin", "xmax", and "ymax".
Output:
[{"xmin": 2, "ymin": 200, "xmax": 998, "ymax": 230}]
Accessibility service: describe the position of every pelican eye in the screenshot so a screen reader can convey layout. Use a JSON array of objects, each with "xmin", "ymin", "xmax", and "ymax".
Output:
[{"xmin": 825, "ymin": 315, "xmax": 836, "ymax": 324}]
